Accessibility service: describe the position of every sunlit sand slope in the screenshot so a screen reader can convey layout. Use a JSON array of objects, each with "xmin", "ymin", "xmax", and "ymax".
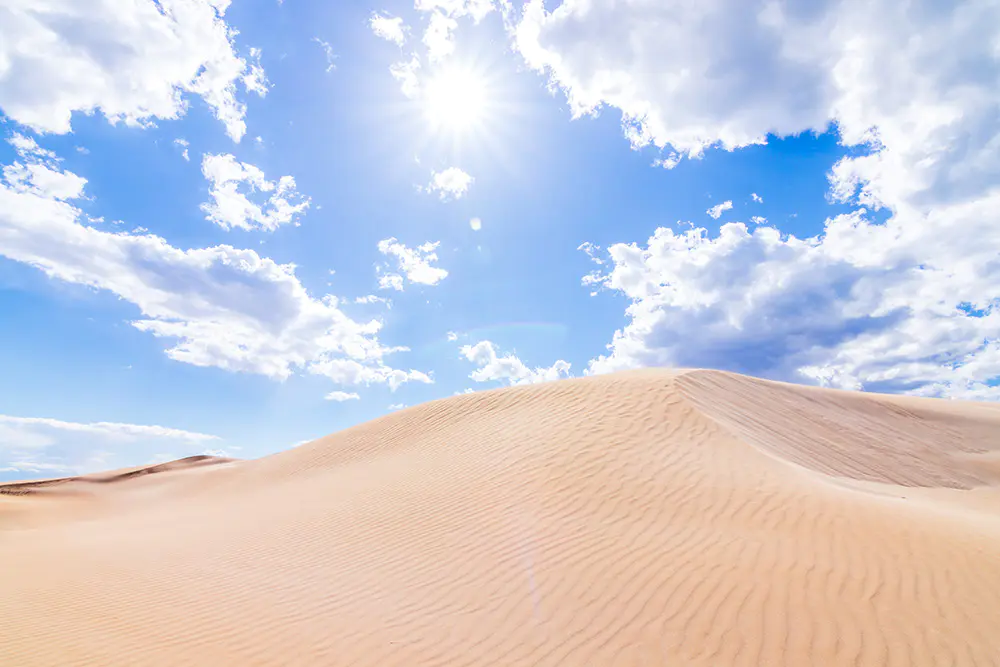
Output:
[{"xmin": 2, "ymin": 369, "xmax": 999, "ymax": 666}]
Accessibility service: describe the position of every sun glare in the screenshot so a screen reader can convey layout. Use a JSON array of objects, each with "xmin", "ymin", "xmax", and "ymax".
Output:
[{"xmin": 422, "ymin": 67, "xmax": 489, "ymax": 133}]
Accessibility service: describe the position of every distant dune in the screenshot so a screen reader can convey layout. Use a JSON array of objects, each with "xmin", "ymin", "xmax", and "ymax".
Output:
[
  {"xmin": 0, "ymin": 455, "xmax": 236, "ymax": 496},
  {"xmin": 2, "ymin": 369, "xmax": 999, "ymax": 666}
]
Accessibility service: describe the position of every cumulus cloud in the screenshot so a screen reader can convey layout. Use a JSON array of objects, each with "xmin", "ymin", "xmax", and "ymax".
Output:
[
  {"xmin": 519, "ymin": 0, "xmax": 1000, "ymax": 398},
  {"xmin": 324, "ymin": 391, "xmax": 360, "ymax": 402},
  {"xmin": 583, "ymin": 219, "xmax": 899, "ymax": 375},
  {"xmin": 200, "ymin": 154, "xmax": 310, "ymax": 231},
  {"xmin": 469, "ymin": 217, "xmax": 482, "ymax": 231},
  {"xmin": 370, "ymin": 13, "xmax": 407, "ymax": 46},
  {"xmin": 390, "ymin": 56, "xmax": 422, "ymax": 99},
  {"xmin": 513, "ymin": 0, "xmax": 1000, "ymax": 191},
  {"xmin": 415, "ymin": 0, "xmax": 495, "ymax": 23},
  {"xmin": 416, "ymin": 0, "xmax": 495, "ymax": 61},
  {"xmin": 378, "ymin": 2, "xmax": 494, "ymax": 95},
  {"xmin": 750, "ymin": 216, "xmax": 767, "ymax": 225},
  {"xmin": 423, "ymin": 12, "xmax": 458, "ymax": 62},
  {"xmin": 0, "ymin": 136, "xmax": 431, "ymax": 392},
  {"xmin": 0, "ymin": 0, "xmax": 267, "ymax": 142},
  {"xmin": 652, "ymin": 154, "xmax": 681, "ymax": 170},
  {"xmin": 3, "ymin": 134, "xmax": 87, "ymax": 200},
  {"xmin": 427, "ymin": 167, "xmax": 473, "ymax": 200},
  {"xmin": 460, "ymin": 340, "xmax": 571, "ymax": 386},
  {"xmin": 706, "ymin": 200, "xmax": 733, "ymax": 220},
  {"xmin": 0, "ymin": 414, "xmax": 220, "ymax": 481},
  {"xmin": 377, "ymin": 273, "xmax": 405, "ymax": 291},
  {"xmin": 513, "ymin": 0, "xmax": 828, "ymax": 156},
  {"xmin": 446, "ymin": 331, "xmax": 459, "ymax": 341},
  {"xmin": 377, "ymin": 238, "xmax": 448, "ymax": 289},
  {"xmin": 751, "ymin": 193, "xmax": 763, "ymax": 203},
  {"xmin": 583, "ymin": 210, "xmax": 1000, "ymax": 398}
]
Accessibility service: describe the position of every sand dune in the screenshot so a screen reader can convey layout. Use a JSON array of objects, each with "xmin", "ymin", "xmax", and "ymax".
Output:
[
  {"xmin": 2, "ymin": 369, "xmax": 999, "ymax": 666},
  {"xmin": 0, "ymin": 455, "xmax": 236, "ymax": 496}
]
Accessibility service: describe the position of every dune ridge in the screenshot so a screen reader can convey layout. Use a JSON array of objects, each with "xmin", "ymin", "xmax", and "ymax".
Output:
[
  {"xmin": 2, "ymin": 369, "xmax": 999, "ymax": 666},
  {"xmin": 0, "ymin": 455, "xmax": 236, "ymax": 496}
]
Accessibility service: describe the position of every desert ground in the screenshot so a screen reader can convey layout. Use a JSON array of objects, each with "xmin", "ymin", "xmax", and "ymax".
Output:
[{"xmin": 2, "ymin": 369, "xmax": 999, "ymax": 666}]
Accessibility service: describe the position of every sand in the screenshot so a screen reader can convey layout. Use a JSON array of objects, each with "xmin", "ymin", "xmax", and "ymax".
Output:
[{"xmin": 2, "ymin": 369, "xmax": 1000, "ymax": 666}]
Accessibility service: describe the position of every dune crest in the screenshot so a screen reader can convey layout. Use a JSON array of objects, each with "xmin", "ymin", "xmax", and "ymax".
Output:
[
  {"xmin": 2, "ymin": 369, "xmax": 999, "ymax": 666},
  {"xmin": 0, "ymin": 455, "xmax": 236, "ymax": 496}
]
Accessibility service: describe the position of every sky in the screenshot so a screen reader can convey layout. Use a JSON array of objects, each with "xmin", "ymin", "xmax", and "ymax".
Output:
[{"xmin": 1, "ymin": 0, "xmax": 999, "ymax": 480}]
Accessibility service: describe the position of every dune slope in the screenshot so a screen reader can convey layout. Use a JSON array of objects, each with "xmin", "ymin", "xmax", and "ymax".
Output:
[{"xmin": 2, "ymin": 369, "xmax": 999, "ymax": 666}]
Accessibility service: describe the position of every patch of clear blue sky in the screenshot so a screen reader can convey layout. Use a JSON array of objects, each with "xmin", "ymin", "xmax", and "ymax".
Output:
[{"xmin": 0, "ymin": 0, "xmax": 858, "ymax": 463}]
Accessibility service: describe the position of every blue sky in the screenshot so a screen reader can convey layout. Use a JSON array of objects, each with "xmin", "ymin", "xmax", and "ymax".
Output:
[{"xmin": 1, "ymin": 0, "xmax": 998, "ymax": 480}]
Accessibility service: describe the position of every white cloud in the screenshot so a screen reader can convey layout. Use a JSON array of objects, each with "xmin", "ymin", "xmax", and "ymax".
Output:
[
  {"xmin": 387, "ymin": 403, "xmax": 407, "ymax": 411},
  {"xmin": 3, "ymin": 134, "xmax": 87, "ymax": 200},
  {"xmin": 310, "ymin": 359, "xmax": 431, "ymax": 391},
  {"xmin": 583, "ymin": 220, "xmax": 889, "ymax": 376},
  {"xmin": 513, "ymin": 0, "xmax": 1000, "ymax": 186},
  {"xmin": 200, "ymin": 447, "xmax": 240, "ymax": 458},
  {"xmin": 370, "ymin": 13, "xmax": 407, "ymax": 47},
  {"xmin": 380, "ymin": 2, "xmax": 493, "ymax": 95},
  {"xmin": 242, "ymin": 47, "xmax": 269, "ymax": 97},
  {"xmin": 355, "ymin": 294, "xmax": 389, "ymax": 305},
  {"xmin": 324, "ymin": 391, "xmax": 360, "ymax": 402},
  {"xmin": 0, "ymin": 0, "xmax": 266, "ymax": 142},
  {"xmin": 378, "ymin": 1, "xmax": 495, "ymax": 97},
  {"xmin": 416, "ymin": 1, "xmax": 496, "ymax": 59},
  {"xmin": 578, "ymin": 241, "xmax": 604, "ymax": 265},
  {"xmin": 750, "ymin": 216, "xmax": 767, "ymax": 225},
  {"xmin": 583, "ymin": 210, "xmax": 1000, "ymax": 398},
  {"xmin": 423, "ymin": 12, "xmax": 458, "ymax": 62},
  {"xmin": 526, "ymin": 0, "xmax": 1000, "ymax": 398},
  {"xmin": 313, "ymin": 38, "xmax": 337, "ymax": 73},
  {"xmin": 8, "ymin": 133, "xmax": 56, "ymax": 160},
  {"xmin": 174, "ymin": 138, "xmax": 191, "ymax": 162},
  {"xmin": 377, "ymin": 238, "xmax": 448, "ymax": 289},
  {"xmin": 0, "ymin": 136, "xmax": 431, "ymax": 392},
  {"xmin": 512, "ymin": 0, "xmax": 1000, "ymax": 212},
  {"xmin": 706, "ymin": 200, "xmax": 733, "ymax": 220},
  {"xmin": 460, "ymin": 340, "xmax": 571, "ymax": 386},
  {"xmin": 469, "ymin": 217, "xmax": 482, "ymax": 231},
  {"xmin": 378, "ymin": 273, "xmax": 405, "ymax": 291},
  {"xmin": 200, "ymin": 153, "xmax": 310, "ymax": 231},
  {"xmin": 446, "ymin": 331, "xmax": 458, "ymax": 341},
  {"xmin": 390, "ymin": 56, "xmax": 422, "ymax": 99},
  {"xmin": 514, "ymin": 0, "xmax": 824, "ymax": 156},
  {"xmin": 415, "ymin": 0, "xmax": 495, "ymax": 23},
  {"xmin": 579, "ymin": 242, "xmax": 607, "ymax": 295},
  {"xmin": 652, "ymin": 154, "xmax": 681, "ymax": 170},
  {"xmin": 0, "ymin": 416, "xmax": 217, "ymax": 446},
  {"xmin": 427, "ymin": 167, "xmax": 473, "ymax": 200},
  {"xmin": 751, "ymin": 193, "xmax": 763, "ymax": 203},
  {"xmin": 0, "ymin": 414, "xmax": 219, "ymax": 480}
]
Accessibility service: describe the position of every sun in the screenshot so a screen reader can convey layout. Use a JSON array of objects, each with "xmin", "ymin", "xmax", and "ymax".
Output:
[
  {"xmin": 422, "ymin": 66, "xmax": 489, "ymax": 133},
  {"xmin": 397, "ymin": 58, "xmax": 520, "ymax": 167}
]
